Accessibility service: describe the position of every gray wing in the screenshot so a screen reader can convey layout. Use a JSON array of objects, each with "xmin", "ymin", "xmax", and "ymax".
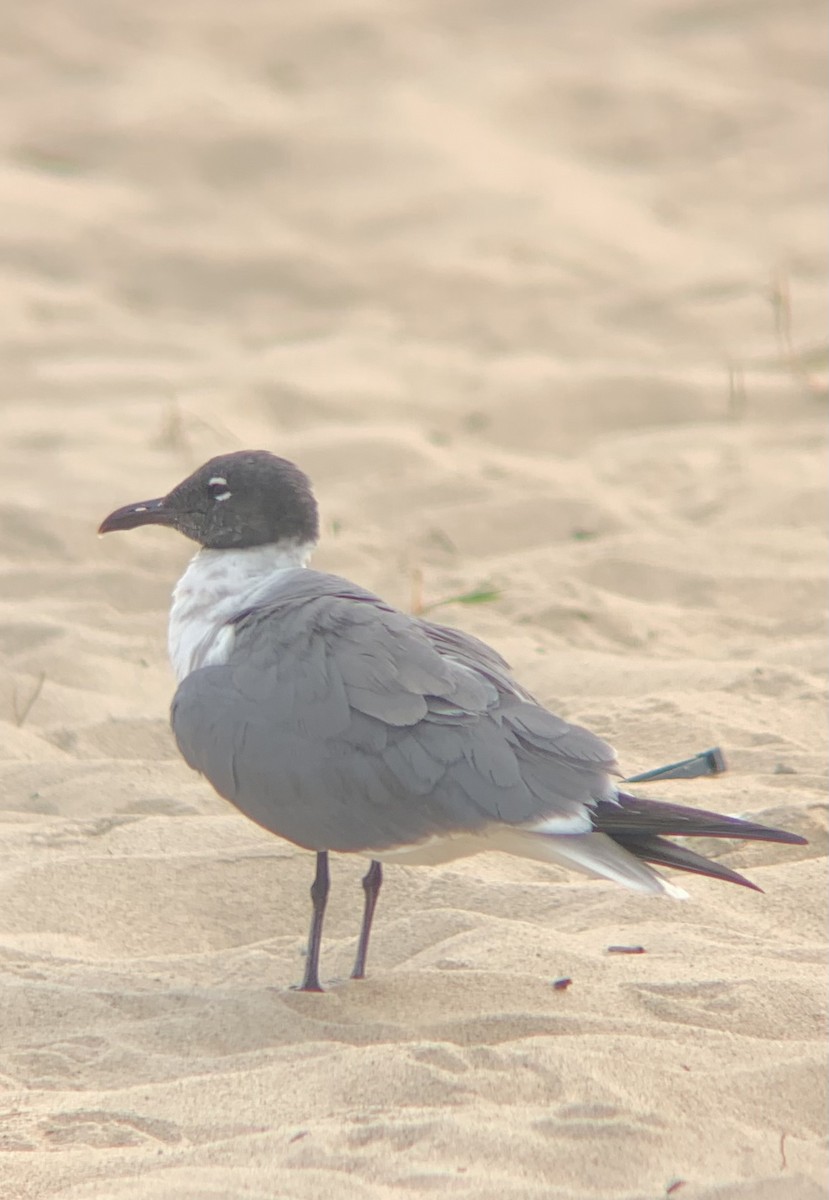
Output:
[{"xmin": 170, "ymin": 570, "xmax": 619, "ymax": 854}]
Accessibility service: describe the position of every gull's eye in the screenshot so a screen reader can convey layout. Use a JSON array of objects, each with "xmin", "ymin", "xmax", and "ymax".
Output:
[{"xmin": 207, "ymin": 476, "xmax": 232, "ymax": 502}]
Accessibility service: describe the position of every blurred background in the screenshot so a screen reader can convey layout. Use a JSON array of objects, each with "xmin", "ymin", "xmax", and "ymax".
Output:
[
  {"xmin": 0, "ymin": 6, "xmax": 826, "ymax": 1197},
  {"xmin": 1, "ymin": 0, "xmax": 825, "ymax": 481},
  {"xmin": 1, "ymin": 0, "xmax": 826, "ymax": 753},
  {"xmin": 0, "ymin": 0, "xmax": 825, "ymax": 739}
]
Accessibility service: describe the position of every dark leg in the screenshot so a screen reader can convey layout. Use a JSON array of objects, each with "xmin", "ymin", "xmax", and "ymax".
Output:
[
  {"xmin": 298, "ymin": 851, "xmax": 329, "ymax": 992},
  {"xmin": 351, "ymin": 860, "xmax": 383, "ymax": 981}
]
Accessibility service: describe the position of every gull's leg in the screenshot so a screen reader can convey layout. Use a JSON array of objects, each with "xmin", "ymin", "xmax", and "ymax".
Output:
[
  {"xmin": 351, "ymin": 859, "xmax": 383, "ymax": 981},
  {"xmin": 297, "ymin": 851, "xmax": 329, "ymax": 992}
]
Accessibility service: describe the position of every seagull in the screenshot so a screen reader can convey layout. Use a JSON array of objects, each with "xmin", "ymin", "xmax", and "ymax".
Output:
[{"xmin": 99, "ymin": 450, "xmax": 807, "ymax": 991}]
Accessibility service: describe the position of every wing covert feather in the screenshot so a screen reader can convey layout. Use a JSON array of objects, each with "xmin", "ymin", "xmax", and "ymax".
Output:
[{"xmin": 171, "ymin": 570, "xmax": 615, "ymax": 852}]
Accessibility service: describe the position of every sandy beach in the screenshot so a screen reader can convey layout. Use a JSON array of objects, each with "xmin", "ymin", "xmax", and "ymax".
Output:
[{"xmin": 0, "ymin": 1, "xmax": 826, "ymax": 1197}]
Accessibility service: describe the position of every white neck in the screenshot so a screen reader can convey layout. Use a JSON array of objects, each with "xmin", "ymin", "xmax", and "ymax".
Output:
[{"xmin": 168, "ymin": 540, "xmax": 314, "ymax": 682}]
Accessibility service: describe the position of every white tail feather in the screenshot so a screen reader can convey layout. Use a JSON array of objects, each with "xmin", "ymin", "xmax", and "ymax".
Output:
[
  {"xmin": 491, "ymin": 828, "xmax": 689, "ymax": 899},
  {"xmin": 370, "ymin": 826, "xmax": 688, "ymax": 899}
]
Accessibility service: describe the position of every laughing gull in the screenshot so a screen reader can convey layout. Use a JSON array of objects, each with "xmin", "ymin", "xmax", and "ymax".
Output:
[{"xmin": 99, "ymin": 450, "xmax": 807, "ymax": 991}]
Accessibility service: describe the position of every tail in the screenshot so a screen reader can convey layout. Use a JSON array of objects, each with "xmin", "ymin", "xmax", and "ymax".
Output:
[
  {"xmin": 502, "ymin": 792, "xmax": 807, "ymax": 897},
  {"xmin": 591, "ymin": 792, "xmax": 808, "ymax": 893}
]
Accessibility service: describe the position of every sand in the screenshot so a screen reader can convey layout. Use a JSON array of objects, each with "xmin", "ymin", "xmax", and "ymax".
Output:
[{"xmin": 0, "ymin": 1, "xmax": 826, "ymax": 1197}]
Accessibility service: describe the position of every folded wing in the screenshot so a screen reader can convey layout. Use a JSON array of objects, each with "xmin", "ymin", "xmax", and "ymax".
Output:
[{"xmin": 170, "ymin": 570, "xmax": 617, "ymax": 854}]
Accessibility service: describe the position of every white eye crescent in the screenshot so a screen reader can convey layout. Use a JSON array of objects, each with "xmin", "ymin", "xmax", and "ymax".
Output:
[{"xmin": 207, "ymin": 476, "xmax": 232, "ymax": 502}]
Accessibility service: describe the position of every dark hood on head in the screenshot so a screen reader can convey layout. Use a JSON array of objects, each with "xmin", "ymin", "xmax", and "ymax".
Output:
[{"xmin": 98, "ymin": 451, "xmax": 320, "ymax": 549}]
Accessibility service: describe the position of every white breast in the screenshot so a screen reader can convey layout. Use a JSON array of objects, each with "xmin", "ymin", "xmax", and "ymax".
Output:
[{"xmin": 168, "ymin": 541, "xmax": 313, "ymax": 682}]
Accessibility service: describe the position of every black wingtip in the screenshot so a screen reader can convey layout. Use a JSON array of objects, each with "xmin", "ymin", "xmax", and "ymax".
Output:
[
  {"xmin": 610, "ymin": 832, "xmax": 769, "ymax": 892},
  {"xmin": 715, "ymin": 821, "xmax": 808, "ymax": 847},
  {"xmin": 715, "ymin": 869, "xmax": 764, "ymax": 894},
  {"xmin": 593, "ymin": 793, "xmax": 807, "ymax": 891},
  {"xmin": 766, "ymin": 830, "xmax": 809, "ymax": 846},
  {"xmin": 606, "ymin": 793, "xmax": 809, "ymax": 846}
]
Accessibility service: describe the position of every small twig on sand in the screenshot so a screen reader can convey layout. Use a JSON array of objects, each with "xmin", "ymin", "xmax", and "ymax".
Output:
[
  {"xmin": 155, "ymin": 398, "xmax": 190, "ymax": 453},
  {"xmin": 779, "ymin": 1130, "xmax": 788, "ymax": 1171},
  {"xmin": 154, "ymin": 399, "xmax": 244, "ymax": 460},
  {"xmin": 410, "ymin": 569, "xmax": 500, "ymax": 617},
  {"xmin": 411, "ymin": 567, "xmax": 425, "ymax": 616},
  {"xmin": 12, "ymin": 671, "xmax": 46, "ymax": 727},
  {"xmin": 726, "ymin": 359, "xmax": 747, "ymax": 419},
  {"xmin": 420, "ymin": 586, "xmax": 501, "ymax": 616},
  {"xmin": 770, "ymin": 268, "xmax": 828, "ymax": 398}
]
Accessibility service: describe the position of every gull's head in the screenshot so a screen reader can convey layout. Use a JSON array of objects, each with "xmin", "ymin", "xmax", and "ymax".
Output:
[{"xmin": 98, "ymin": 450, "xmax": 320, "ymax": 550}]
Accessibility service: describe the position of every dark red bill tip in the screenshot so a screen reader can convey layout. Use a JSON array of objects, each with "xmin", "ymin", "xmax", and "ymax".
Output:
[{"xmin": 98, "ymin": 498, "xmax": 169, "ymax": 535}]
